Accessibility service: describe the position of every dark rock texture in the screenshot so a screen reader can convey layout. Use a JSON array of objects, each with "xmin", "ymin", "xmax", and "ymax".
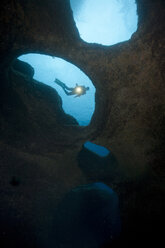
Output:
[
  {"xmin": 78, "ymin": 143, "xmax": 117, "ymax": 180},
  {"xmin": 51, "ymin": 183, "xmax": 121, "ymax": 248},
  {"xmin": 0, "ymin": 62, "xmax": 78, "ymax": 152},
  {"xmin": 0, "ymin": 0, "xmax": 165, "ymax": 247},
  {"xmin": 12, "ymin": 59, "xmax": 34, "ymax": 78}
]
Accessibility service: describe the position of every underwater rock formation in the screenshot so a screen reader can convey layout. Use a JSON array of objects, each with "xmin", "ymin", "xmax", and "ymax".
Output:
[
  {"xmin": 12, "ymin": 59, "xmax": 34, "ymax": 79},
  {"xmin": 51, "ymin": 183, "xmax": 121, "ymax": 248},
  {"xmin": 0, "ymin": 0, "xmax": 164, "ymax": 247},
  {"xmin": 78, "ymin": 142, "xmax": 117, "ymax": 180},
  {"xmin": 0, "ymin": 61, "xmax": 78, "ymax": 151}
]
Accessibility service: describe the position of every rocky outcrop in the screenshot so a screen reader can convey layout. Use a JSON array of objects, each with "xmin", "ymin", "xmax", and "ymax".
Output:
[
  {"xmin": 12, "ymin": 59, "xmax": 34, "ymax": 78},
  {"xmin": 0, "ymin": 61, "xmax": 78, "ymax": 151}
]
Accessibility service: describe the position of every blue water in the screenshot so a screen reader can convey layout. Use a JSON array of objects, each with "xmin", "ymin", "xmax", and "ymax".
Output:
[
  {"xmin": 18, "ymin": 54, "xmax": 96, "ymax": 126},
  {"xmin": 70, "ymin": 0, "xmax": 138, "ymax": 45},
  {"xmin": 84, "ymin": 141, "xmax": 110, "ymax": 157},
  {"xmin": 18, "ymin": 1, "xmax": 138, "ymax": 125}
]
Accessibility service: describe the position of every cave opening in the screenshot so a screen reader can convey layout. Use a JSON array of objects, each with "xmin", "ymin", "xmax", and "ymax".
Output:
[
  {"xmin": 70, "ymin": 0, "xmax": 138, "ymax": 45},
  {"xmin": 78, "ymin": 142, "xmax": 117, "ymax": 180},
  {"xmin": 84, "ymin": 141, "xmax": 110, "ymax": 157},
  {"xmin": 18, "ymin": 53, "xmax": 96, "ymax": 126}
]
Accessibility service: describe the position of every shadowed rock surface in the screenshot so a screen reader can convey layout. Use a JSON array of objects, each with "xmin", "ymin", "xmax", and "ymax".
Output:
[
  {"xmin": 51, "ymin": 183, "xmax": 121, "ymax": 248},
  {"xmin": 0, "ymin": 0, "xmax": 165, "ymax": 247},
  {"xmin": 0, "ymin": 61, "xmax": 78, "ymax": 152},
  {"xmin": 78, "ymin": 143, "xmax": 117, "ymax": 180},
  {"xmin": 12, "ymin": 59, "xmax": 34, "ymax": 78}
]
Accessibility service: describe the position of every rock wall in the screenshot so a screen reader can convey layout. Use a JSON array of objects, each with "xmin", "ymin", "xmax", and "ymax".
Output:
[{"xmin": 0, "ymin": 0, "xmax": 165, "ymax": 247}]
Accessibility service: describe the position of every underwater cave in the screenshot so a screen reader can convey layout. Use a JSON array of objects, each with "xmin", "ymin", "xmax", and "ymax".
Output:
[
  {"xmin": 70, "ymin": 0, "xmax": 138, "ymax": 45},
  {"xmin": 18, "ymin": 53, "xmax": 96, "ymax": 126},
  {"xmin": 0, "ymin": 0, "xmax": 164, "ymax": 247}
]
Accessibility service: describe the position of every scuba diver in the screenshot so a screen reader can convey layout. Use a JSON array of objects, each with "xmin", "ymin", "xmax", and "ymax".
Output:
[{"xmin": 54, "ymin": 78, "xmax": 89, "ymax": 97}]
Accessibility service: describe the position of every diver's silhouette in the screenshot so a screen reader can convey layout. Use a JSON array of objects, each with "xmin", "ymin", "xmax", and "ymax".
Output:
[{"xmin": 54, "ymin": 78, "xmax": 89, "ymax": 97}]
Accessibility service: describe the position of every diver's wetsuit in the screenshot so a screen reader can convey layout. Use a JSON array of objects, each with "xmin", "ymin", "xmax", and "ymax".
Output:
[{"xmin": 54, "ymin": 78, "xmax": 88, "ymax": 97}]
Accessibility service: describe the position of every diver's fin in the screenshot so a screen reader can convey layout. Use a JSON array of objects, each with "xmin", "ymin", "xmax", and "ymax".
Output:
[{"xmin": 54, "ymin": 78, "xmax": 65, "ymax": 88}]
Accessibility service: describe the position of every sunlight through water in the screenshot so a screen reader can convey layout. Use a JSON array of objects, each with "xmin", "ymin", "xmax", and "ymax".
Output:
[
  {"xmin": 19, "ymin": 54, "xmax": 96, "ymax": 126},
  {"xmin": 18, "ymin": 1, "xmax": 138, "ymax": 125},
  {"xmin": 70, "ymin": 0, "xmax": 138, "ymax": 45}
]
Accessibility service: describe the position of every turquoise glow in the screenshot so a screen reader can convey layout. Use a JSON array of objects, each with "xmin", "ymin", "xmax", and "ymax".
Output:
[
  {"xmin": 70, "ymin": 0, "xmax": 138, "ymax": 45},
  {"xmin": 18, "ymin": 54, "xmax": 95, "ymax": 126},
  {"xmin": 84, "ymin": 141, "xmax": 110, "ymax": 157}
]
